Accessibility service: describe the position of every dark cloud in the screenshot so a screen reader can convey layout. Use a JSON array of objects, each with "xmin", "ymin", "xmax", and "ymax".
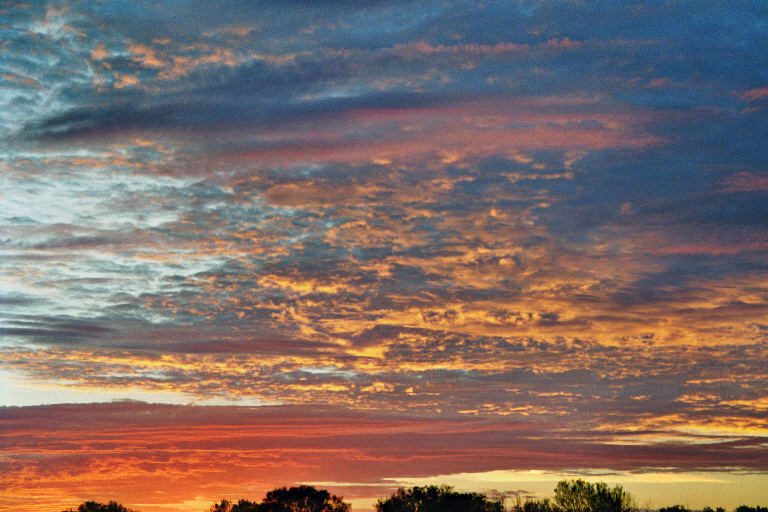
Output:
[
  {"xmin": 0, "ymin": 316, "xmax": 113, "ymax": 344},
  {"xmin": 22, "ymin": 64, "xmax": 464, "ymax": 140},
  {"xmin": 0, "ymin": 294, "xmax": 44, "ymax": 306}
]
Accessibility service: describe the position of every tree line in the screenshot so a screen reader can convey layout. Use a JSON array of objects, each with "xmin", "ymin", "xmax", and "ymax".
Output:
[{"xmin": 64, "ymin": 480, "xmax": 768, "ymax": 512}]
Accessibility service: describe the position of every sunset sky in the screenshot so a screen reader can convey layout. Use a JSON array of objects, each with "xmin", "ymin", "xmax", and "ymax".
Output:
[{"xmin": 1, "ymin": 1, "xmax": 768, "ymax": 511}]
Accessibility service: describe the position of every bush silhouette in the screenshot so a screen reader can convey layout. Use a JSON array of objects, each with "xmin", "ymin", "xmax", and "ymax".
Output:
[
  {"xmin": 261, "ymin": 485, "xmax": 350, "ymax": 512},
  {"xmin": 208, "ymin": 499, "xmax": 263, "ymax": 512},
  {"xmin": 510, "ymin": 496, "xmax": 558, "ymax": 512},
  {"xmin": 65, "ymin": 502, "xmax": 135, "ymax": 512},
  {"xmin": 208, "ymin": 486, "xmax": 349, "ymax": 512},
  {"xmin": 375, "ymin": 485, "xmax": 504, "ymax": 512},
  {"xmin": 553, "ymin": 479, "xmax": 636, "ymax": 512},
  {"xmin": 60, "ymin": 483, "xmax": 768, "ymax": 512},
  {"xmin": 658, "ymin": 506, "xmax": 689, "ymax": 512}
]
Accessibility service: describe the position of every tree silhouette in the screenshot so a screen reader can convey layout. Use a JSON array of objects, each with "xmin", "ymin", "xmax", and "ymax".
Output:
[
  {"xmin": 64, "ymin": 502, "xmax": 134, "ymax": 512},
  {"xmin": 209, "ymin": 499, "xmax": 261, "ymax": 512},
  {"xmin": 232, "ymin": 499, "xmax": 262, "ymax": 512},
  {"xmin": 658, "ymin": 506, "xmax": 689, "ymax": 512},
  {"xmin": 60, "ymin": 484, "xmax": 768, "ymax": 512},
  {"xmin": 552, "ymin": 480, "xmax": 636, "ymax": 512},
  {"xmin": 208, "ymin": 487, "xmax": 348, "ymax": 512},
  {"xmin": 375, "ymin": 485, "xmax": 504, "ymax": 512},
  {"xmin": 209, "ymin": 500, "xmax": 233, "ymax": 512},
  {"xmin": 260, "ymin": 486, "xmax": 349, "ymax": 512},
  {"xmin": 511, "ymin": 496, "xmax": 557, "ymax": 512}
]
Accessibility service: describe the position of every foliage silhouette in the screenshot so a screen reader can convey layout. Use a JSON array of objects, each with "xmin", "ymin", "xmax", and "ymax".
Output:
[
  {"xmin": 209, "ymin": 500, "xmax": 233, "ymax": 512},
  {"xmin": 209, "ymin": 486, "xmax": 349, "ymax": 512},
  {"xmin": 61, "ymin": 483, "xmax": 768, "ymax": 512},
  {"xmin": 232, "ymin": 499, "xmax": 262, "ymax": 512},
  {"xmin": 208, "ymin": 499, "xmax": 262, "ymax": 512},
  {"xmin": 375, "ymin": 485, "xmax": 504, "ymax": 512},
  {"xmin": 510, "ymin": 496, "xmax": 558, "ymax": 512},
  {"xmin": 261, "ymin": 485, "xmax": 350, "ymax": 512},
  {"xmin": 553, "ymin": 479, "xmax": 636, "ymax": 512},
  {"xmin": 64, "ymin": 502, "xmax": 135, "ymax": 512},
  {"xmin": 658, "ymin": 506, "xmax": 689, "ymax": 512}
]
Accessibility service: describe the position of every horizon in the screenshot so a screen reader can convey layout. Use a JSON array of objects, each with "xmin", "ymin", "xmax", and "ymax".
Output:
[
  {"xmin": 45, "ymin": 479, "xmax": 768, "ymax": 512},
  {"xmin": 1, "ymin": 1, "xmax": 767, "ymax": 511}
]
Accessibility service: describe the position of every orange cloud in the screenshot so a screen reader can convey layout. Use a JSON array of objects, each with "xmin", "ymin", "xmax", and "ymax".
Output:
[
  {"xmin": 214, "ymin": 99, "xmax": 662, "ymax": 168},
  {"xmin": 128, "ymin": 43, "xmax": 165, "ymax": 68},
  {"xmin": 3, "ymin": 402, "xmax": 766, "ymax": 512}
]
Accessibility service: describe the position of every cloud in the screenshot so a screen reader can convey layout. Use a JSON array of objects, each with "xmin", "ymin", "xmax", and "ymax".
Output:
[
  {"xmin": 2, "ymin": 402, "xmax": 766, "ymax": 512},
  {"xmin": 2, "ymin": 2, "xmax": 768, "ymax": 510},
  {"xmin": 738, "ymin": 86, "xmax": 768, "ymax": 102}
]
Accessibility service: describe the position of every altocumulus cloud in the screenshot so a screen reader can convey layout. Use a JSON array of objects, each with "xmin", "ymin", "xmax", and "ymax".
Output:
[{"xmin": 1, "ymin": 1, "xmax": 768, "ymax": 511}]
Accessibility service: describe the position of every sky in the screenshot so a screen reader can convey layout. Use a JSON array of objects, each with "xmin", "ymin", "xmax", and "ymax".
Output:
[{"xmin": 1, "ymin": 1, "xmax": 767, "ymax": 511}]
